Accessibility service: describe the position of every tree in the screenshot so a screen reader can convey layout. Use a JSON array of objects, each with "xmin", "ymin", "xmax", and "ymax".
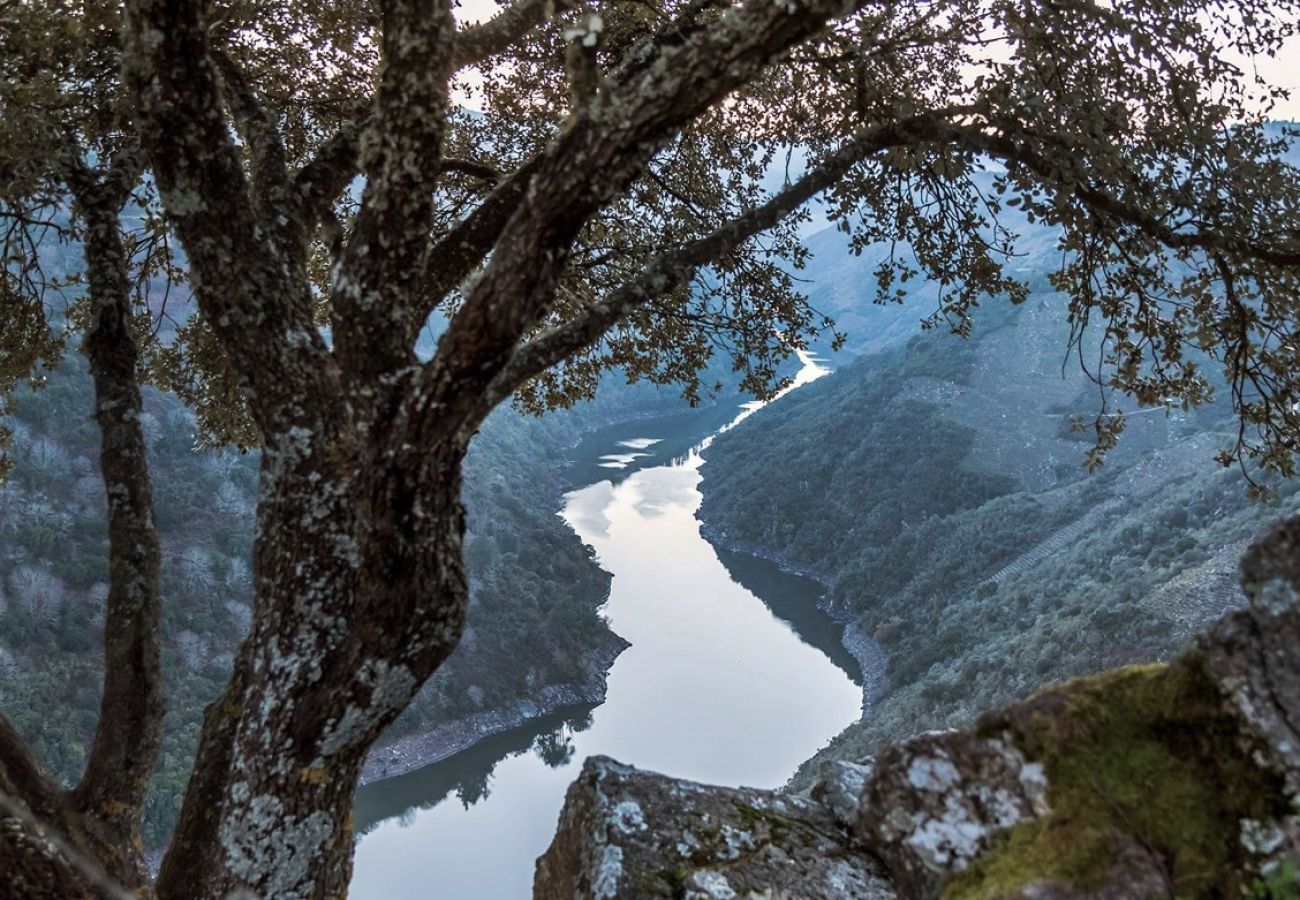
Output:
[
  {"xmin": 0, "ymin": 0, "xmax": 1298, "ymax": 897},
  {"xmin": 8, "ymin": 566, "xmax": 66, "ymax": 627}
]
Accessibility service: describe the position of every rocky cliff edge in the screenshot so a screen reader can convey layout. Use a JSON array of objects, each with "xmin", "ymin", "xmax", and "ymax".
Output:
[{"xmin": 534, "ymin": 515, "xmax": 1300, "ymax": 899}]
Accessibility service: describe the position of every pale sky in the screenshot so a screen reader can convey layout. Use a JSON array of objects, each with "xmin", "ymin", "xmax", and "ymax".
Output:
[
  {"xmin": 455, "ymin": 1, "xmax": 1299, "ymax": 119},
  {"xmin": 1239, "ymin": 41, "xmax": 1300, "ymax": 120}
]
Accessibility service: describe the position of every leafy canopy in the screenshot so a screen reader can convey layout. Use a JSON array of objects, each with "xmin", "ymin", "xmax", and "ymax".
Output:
[{"xmin": 1, "ymin": 0, "xmax": 1298, "ymax": 477}]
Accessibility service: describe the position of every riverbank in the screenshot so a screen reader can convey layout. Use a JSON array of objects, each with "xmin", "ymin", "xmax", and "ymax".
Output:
[
  {"xmin": 359, "ymin": 629, "xmax": 629, "ymax": 786},
  {"xmin": 356, "ymin": 402, "xmax": 715, "ymax": 793},
  {"xmin": 356, "ymin": 400, "xmax": 710, "ymax": 790},
  {"xmin": 698, "ymin": 521, "xmax": 890, "ymax": 713}
]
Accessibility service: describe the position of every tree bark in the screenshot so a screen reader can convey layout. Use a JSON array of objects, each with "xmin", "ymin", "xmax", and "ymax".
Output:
[
  {"xmin": 0, "ymin": 718, "xmax": 95, "ymax": 900},
  {"xmin": 0, "ymin": 158, "xmax": 161, "ymax": 900},
  {"xmin": 121, "ymin": 2, "xmax": 874, "ymax": 895},
  {"xmin": 64, "ymin": 178, "xmax": 164, "ymax": 891},
  {"xmin": 157, "ymin": 430, "xmax": 472, "ymax": 899}
]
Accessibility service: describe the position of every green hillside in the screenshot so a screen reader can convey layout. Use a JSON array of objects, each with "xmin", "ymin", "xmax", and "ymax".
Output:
[{"xmin": 698, "ymin": 300, "xmax": 1300, "ymax": 786}]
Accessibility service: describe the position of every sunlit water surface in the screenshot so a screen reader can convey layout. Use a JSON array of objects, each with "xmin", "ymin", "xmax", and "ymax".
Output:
[{"xmin": 350, "ymin": 355, "xmax": 860, "ymax": 899}]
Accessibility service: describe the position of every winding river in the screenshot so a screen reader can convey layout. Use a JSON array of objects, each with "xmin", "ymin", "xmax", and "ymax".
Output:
[{"xmin": 350, "ymin": 356, "xmax": 862, "ymax": 899}]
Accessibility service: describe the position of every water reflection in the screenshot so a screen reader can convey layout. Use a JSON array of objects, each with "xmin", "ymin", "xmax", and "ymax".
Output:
[
  {"xmin": 353, "ymin": 708, "xmax": 595, "ymax": 836},
  {"xmin": 711, "ymin": 544, "xmax": 862, "ymax": 683}
]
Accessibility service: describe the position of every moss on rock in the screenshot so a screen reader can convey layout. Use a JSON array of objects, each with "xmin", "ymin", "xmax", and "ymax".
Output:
[{"xmin": 946, "ymin": 659, "xmax": 1289, "ymax": 898}]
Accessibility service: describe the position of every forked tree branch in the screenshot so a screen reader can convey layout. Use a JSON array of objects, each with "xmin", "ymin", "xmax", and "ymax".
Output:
[
  {"xmin": 414, "ymin": 152, "xmax": 545, "ymax": 331},
  {"xmin": 278, "ymin": 0, "xmax": 566, "ymax": 271},
  {"xmin": 329, "ymin": 0, "xmax": 457, "ymax": 377},
  {"xmin": 123, "ymin": 0, "xmax": 341, "ymax": 435},
  {"xmin": 211, "ymin": 49, "xmax": 291, "ymax": 203},
  {"xmin": 424, "ymin": 0, "xmax": 874, "ymax": 429}
]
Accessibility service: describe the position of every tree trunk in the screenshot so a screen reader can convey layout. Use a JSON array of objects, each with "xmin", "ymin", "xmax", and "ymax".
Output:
[
  {"xmin": 158, "ymin": 424, "xmax": 472, "ymax": 899},
  {"xmin": 0, "ymin": 167, "xmax": 162, "ymax": 900},
  {"xmin": 67, "ymin": 187, "xmax": 164, "ymax": 891}
]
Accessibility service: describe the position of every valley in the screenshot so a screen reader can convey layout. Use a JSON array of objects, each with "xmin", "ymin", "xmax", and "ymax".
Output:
[
  {"xmin": 349, "ymin": 357, "xmax": 863, "ymax": 899},
  {"xmin": 697, "ymin": 295, "xmax": 1300, "ymax": 788}
]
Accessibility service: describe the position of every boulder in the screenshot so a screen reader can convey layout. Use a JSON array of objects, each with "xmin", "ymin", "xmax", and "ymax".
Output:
[
  {"xmin": 855, "ymin": 731, "xmax": 1048, "ymax": 896},
  {"xmin": 533, "ymin": 756, "xmax": 895, "ymax": 899}
]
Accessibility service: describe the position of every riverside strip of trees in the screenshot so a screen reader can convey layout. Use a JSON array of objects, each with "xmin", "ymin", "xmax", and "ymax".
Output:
[{"xmin": 1, "ymin": 0, "xmax": 1299, "ymax": 896}]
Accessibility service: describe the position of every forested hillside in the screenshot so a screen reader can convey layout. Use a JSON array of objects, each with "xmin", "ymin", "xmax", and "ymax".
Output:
[
  {"xmin": 699, "ymin": 296, "xmax": 1300, "ymax": 786},
  {"xmin": 0, "ymin": 356, "xmax": 679, "ymax": 845}
]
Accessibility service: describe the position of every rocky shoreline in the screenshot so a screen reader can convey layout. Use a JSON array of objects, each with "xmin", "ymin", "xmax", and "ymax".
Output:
[
  {"xmin": 698, "ymin": 521, "xmax": 890, "ymax": 713},
  {"xmin": 359, "ymin": 629, "xmax": 630, "ymax": 786}
]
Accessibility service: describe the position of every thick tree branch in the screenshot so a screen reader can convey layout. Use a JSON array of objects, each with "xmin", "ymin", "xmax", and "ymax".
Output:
[
  {"xmin": 425, "ymin": 0, "xmax": 871, "ymax": 426},
  {"xmin": 122, "ymin": 0, "xmax": 341, "ymax": 436},
  {"xmin": 322, "ymin": 2, "xmax": 893, "ymax": 737},
  {"xmin": 293, "ymin": 113, "xmax": 367, "ymax": 230},
  {"xmin": 124, "ymin": 6, "xmax": 360, "ymax": 896},
  {"xmin": 409, "ymin": 0, "xmax": 833, "ymax": 343},
  {"xmin": 280, "ymin": 0, "xmax": 557, "ymax": 240},
  {"xmin": 330, "ymin": 0, "xmax": 456, "ymax": 378},
  {"xmin": 414, "ymin": 152, "xmax": 544, "ymax": 325},
  {"xmin": 453, "ymin": 0, "xmax": 552, "ymax": 66},
  {"xmin": 441, "ymin": 156, "xmax": 501, "ymax": 183},
  {"xmin": 211, "ymin": 49, "xmax": 291, "ymax": 203},
  {"xmin": 480, "ymin": 114, "xmax": 956, "ymax": 413}
]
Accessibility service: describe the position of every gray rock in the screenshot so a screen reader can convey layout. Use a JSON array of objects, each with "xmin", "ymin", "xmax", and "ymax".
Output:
[
  {"xmin": 855, "ymin": 730, "xmax": 1048, "ymax": 897},
  {"xmin": 533, "ymin": 756, "xmax": 895, "ymax": 899},
  {"xmin": 809, "ymin": 758, "xmax": 874, "ymax": 830},
  {"xmin": 1203, "ymin": 516, "xmax": 1300, "ymax": 801}
]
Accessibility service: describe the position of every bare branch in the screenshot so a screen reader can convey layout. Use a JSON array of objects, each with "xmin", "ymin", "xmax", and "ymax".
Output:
[{"xmin": 453, "ymin": 0, "xmax": 552, "ymax": 66}]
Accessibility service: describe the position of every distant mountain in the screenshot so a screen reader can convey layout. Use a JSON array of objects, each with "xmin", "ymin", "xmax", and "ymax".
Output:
[{"xmin": 793, "ymin": 119, "xmax": 1299, "ymax": 357}]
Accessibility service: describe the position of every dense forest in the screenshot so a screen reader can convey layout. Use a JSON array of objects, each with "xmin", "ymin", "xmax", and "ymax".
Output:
[
  {"xmin": 0, "ymin": 354, "xmax": 684, "ymax": 846},
  {"xmin": 700, "ymin": 284, "xmax": 1300, "ymax": 787}
]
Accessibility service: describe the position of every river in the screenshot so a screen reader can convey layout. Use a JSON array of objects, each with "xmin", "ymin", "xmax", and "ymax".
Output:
[{"xmin": 349, "ymin": 355, "xmax": 862, "ymax": 899}]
